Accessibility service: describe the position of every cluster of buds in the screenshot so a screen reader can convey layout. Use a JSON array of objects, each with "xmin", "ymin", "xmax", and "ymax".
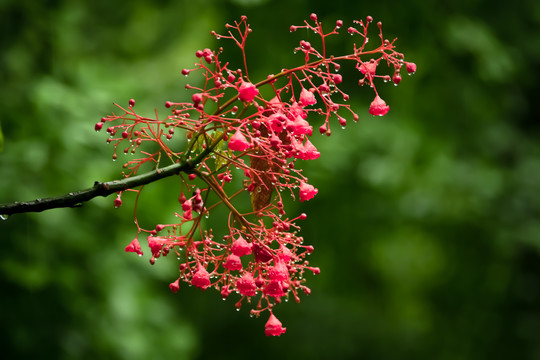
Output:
[{"xmin": 96, "ymin": 14, "xmax": 415, "ymax": 335}]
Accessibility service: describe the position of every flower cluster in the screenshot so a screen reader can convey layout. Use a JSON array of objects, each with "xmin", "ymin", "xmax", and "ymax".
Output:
[{"xmin": 96, "ymin": 14, "xmax": 414, "ymax": 335}]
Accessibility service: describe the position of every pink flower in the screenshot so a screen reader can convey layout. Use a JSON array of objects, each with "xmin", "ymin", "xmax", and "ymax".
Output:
[
  {"xmin": 266, "ymin": 113, "xmax": 286, "ymax": 133},
  {"xmin": 359, "ymin": 60, "xmax": 378, "ymax": 78},
  {"xmin": 237, "ymin": 272, "xmax": 257, "ymax": 296},
  {"xmin": 278, "ymin": 245, "xmax": 294, "ymax": 262},
  {"xmin": 369, "ymin": 95, "xmax": 389, "ymax": 116},
  {"xmin": 223, "ymin": 254, "xmax": 243, "ymax": 271},
  {"xmin": 265, "ymin": 313, "xmax": 287, "ymax": 336},
  {"xmin": 147, "ymin": 236, "xmax": 165, "ymax": 257},
  {"xmin": 191, "ymin": 265, "xmax": 211, "ymax": 290},
  {"xmin": 299, "ymin": 181, "xmax": 318, "ymax": 202},
  {"xmin": 263, "ymin": 280, "xmax": 286, "ymax": 298},
  {"xmin": 238, "ymin": 81, "xmax": 259, "ymax": 102},
  {"xmin": 300, "ymin": 139, "xmax": 320, "ymax": 160},
  {"xmin": 287, "ymin": 116, "xmax": 312, "ymax": 136},
  {"xmin": 125, "ymin": 238, "xmax": 143, "ymax": 256},
  {"xmin": 228, "ymin": 130, "xmax": 250, "ymax": 151},
  {"xmin": 231, "ymin": 235, "xmax": 252, "ymax": 257},
  {"xmin": 299, "ymin": 88, "xmax": 317, "ymax": 106},
  {"xmin": 268, "ymin": 259, "xmax": 289, "ymax": 282}
]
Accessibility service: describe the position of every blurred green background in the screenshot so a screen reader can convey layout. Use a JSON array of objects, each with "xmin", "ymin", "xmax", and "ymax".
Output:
[{"xmin": 1, "ymin": 0, "xmax": 539, "ymax": 359}]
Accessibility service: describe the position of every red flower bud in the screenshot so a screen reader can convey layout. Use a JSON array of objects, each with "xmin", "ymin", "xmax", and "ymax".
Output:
[
  {"xmin": 406, "ymin": 62, "xmax": 417, "ymax": 74},
  {"xmin": 169, "ymin": 278, "xmax": 180, "ymax": 293}
]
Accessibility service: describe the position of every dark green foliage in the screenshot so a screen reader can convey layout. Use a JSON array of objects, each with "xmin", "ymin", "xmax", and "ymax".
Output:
[{"xmin": 1, "ymin": 0, "xmax": 539, "ymax": 359}]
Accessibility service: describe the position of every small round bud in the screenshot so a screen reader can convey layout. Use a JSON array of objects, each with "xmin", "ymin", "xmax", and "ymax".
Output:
[
  {"xmin": 114, "ymin": 195, "xmax": 122, "ymax": 208},
  {"xmin": 165, "ymin": 101, "xmax": 172, "ymax": 108},
  {"xmin": 366, "ymin": 15, "xmax": 373, "ymax": 23},
  {"xmin": 289, "ymin": 25, "xmax": 297, "ymax": 32},
  {"xmin": 310, "ymin": 13, "xmax": 317, "ymax": 21},
  {"xmin": 95, "ymin": 122, "xmax": 104, "ymax": 131},
  {"xmin": 336, "ymin": 20, "xmax": 343, "ymax": 28},
  {"xmin": 332, "ymin": 73, "xmax": 342, "ymax": 84},
  {"xmin": 406, "ymin": 62, "xmax": 417, "ymax": 74},
  {"xmin": 181, "ymin": 68, "xmax": 190, "ymax": 76},
  {"xmin": 192, "ymin": 93, "xmax": 203, "ymax": 105},
  {"xmin": 129, "ymin": 99, "xmax": 135, "ymax": 107}
]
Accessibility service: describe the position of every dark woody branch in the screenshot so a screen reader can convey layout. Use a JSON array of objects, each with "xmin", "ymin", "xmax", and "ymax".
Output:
[{"xmin": 0, "ymin": 161, "xmax": 192, "ymax": 216}]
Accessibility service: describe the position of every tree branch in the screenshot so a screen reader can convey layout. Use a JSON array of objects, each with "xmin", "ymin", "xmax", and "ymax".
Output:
[{"xmin": 0, "ymin": 161, "xmax": 195, "ymax": 217}]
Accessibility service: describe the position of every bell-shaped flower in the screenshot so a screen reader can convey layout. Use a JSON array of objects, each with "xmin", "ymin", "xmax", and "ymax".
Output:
[
  {"xmin": 263, "ymin": 280, "xmax": 286, "ymax": 298},
  {"xmin": 223, "ymin": 254, "xmax": 243, "ymax": 271},
  {"xmin": 268, "ymin": 259, "xmax": 289, "ymax": 282},
  {"xmin": 237, "ymin": 272, "xmax": 257, "ymax": 296},
  {"xmin": 228, "ymin": 130, "xmax": 250, "ymax": 151},
  {"xmin": 369, "ymin": 95, "xmax": 389, "ymax": 116},
  {"xmin": 265, "ymin": 313, "xmax": 287, "ymax": 336},
  {"xmin": 191, "ymin": 265, "xmax": 211, "ymax": 290},
  {"xmin": 299, "ymin": 88, "xmax": 317, "ymax": 106},
  {"xmin": 299, "ymin": 181, "xmax": 318, "ymax": 202},
  {"xmin": 231, "ymin": 235, "xmax": 252, "ymax": 257},
  {"xmin": 125, "ymin": 238, "xmax": 143, "ymax": 256}
]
